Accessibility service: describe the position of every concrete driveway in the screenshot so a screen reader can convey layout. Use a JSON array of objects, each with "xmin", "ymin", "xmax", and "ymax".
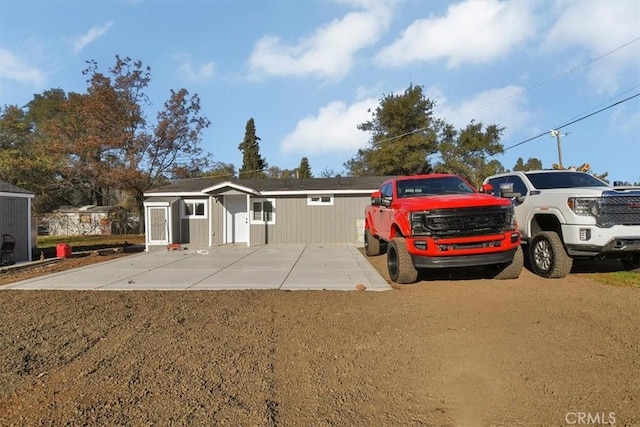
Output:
[{"xmin": 1, "ymin": 243, "xmax": 391, "ymax": 291}]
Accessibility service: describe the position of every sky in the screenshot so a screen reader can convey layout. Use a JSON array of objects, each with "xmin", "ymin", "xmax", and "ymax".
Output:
[{"xmin": 1, "ymin": 0, "xmax": 639, "ymax": 183}]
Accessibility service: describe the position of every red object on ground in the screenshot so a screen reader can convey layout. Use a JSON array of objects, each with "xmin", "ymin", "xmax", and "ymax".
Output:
[{"xmin": 56, "ymin": 243, "xmax": 72, "ymax": 258}]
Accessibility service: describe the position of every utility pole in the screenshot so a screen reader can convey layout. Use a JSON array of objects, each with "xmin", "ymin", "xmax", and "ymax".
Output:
[{"xmin": 550, "ymin": 129, "xmax": 564, "ymax": 168}]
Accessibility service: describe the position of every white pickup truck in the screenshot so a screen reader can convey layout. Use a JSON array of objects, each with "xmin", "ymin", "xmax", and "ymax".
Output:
[{"xmin": 482, "ymin": 170, "xmax": 640, "ymax": 278}]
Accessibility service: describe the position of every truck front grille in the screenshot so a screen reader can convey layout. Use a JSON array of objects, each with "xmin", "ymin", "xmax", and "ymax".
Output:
[
  {"xmin": 411, "ymin": 206, "xmax": 509, "ymax": 237},
  {"xmin": 599, "ymin": 194, "xmax": 640, "ymax": 227}
]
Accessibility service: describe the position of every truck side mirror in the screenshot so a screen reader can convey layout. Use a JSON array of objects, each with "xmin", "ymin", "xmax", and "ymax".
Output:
[
  {"xmin": 371, "ymin": 191, "xmax": 382, "ymax": 206},
  {"xmin": 479, "ymin": 183, "xmax": 493, "ymax": 194},
  {"xmin": 381, "ymin": 197, "xmax": 392, "ymax": 207},
  {"xmin": 499, "ymin": 182, "xmax": 522, "ymax": 202},
  {"xmin": 499, "ymin": 182, "xmax": 520, "ymax": 198}
]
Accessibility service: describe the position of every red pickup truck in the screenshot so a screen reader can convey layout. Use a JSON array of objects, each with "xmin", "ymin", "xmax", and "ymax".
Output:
[{"xmin": 364, "ymin": 174, "xmax": 523, "ymax": 283}]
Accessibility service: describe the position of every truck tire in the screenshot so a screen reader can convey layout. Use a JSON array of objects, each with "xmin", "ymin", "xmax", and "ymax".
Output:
[
  {"xmin": 387, "ymin": 237, "xmax": 418, "ymax": 284},
  {"xmin": 364, "ymin": 229, "xmax": 381, "ymax": 256},
  {"xmin": 529, "ymin": 231, "xmax": 573, "ymax": 278},
  {"xmin": 621, "ymin": 253, "xmax": 640, "ymax": 271},
  {"xmin": 487, "ymin": 246, "xmax": 524, "ymax": 280}
]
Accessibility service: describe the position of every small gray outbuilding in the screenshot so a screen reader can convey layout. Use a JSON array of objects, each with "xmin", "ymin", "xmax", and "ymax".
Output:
[
  {"xmin": 143, "ymin": 176, "xmax": 390, "ymax": 251},
  {"xmin": 0, "ymin": 180, "xmax": 35, "ymax": 263}
]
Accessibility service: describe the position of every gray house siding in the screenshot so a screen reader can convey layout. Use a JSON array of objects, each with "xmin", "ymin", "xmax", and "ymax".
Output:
[
  {"xmin": 249, "ymin": 194, "xmax": 370, "ymax": 245},
  {"xmin": 181, "ymin": 218, "xmax": 208, "ymax": 246},
  {"xmin": 0, "ymin": 196, "xmax": 30, "ymax": 262},
  {"xmin": 179, "ymin": 197, "xmax": 213, "ymax": 246},
  {"xmin": 212, "ymin": 198, "xmax": 224, "ymax": 246},
  {"xmin": 170, "ymin": 199, "xmax": 181, "ymax": 243}
]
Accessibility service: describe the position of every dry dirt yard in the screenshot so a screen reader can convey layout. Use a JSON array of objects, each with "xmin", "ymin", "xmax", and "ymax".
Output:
[{"xmin": 0, "ymin": 250, "xmax": 638, "ymax": 426}]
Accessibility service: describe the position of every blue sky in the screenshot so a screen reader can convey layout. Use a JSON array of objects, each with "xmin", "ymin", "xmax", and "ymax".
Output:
[{"xmin": 1, "ymin": 0, "xmax": 639, "ymax": 182}]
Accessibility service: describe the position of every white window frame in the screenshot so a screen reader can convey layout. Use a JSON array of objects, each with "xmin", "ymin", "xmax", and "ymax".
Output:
[
  {"xmin": 250, "ymin": 198, "xmax": 276, "ymax": 225},
  {"xmin": 307, "ymin": 194, "xmax": 334, "ymax": 206},
  {"xmin": 182, "ymin": 199, "xmax": 208, "ymax": 219}
]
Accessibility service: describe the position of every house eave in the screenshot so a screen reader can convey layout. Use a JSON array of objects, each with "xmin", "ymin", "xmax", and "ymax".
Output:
[
  {"xmin": 144, "ymin": 191, "xmax": 207, "ymax": 197},
  {"xmin": 0, "ymin": 191, "xmax": 35, "ymax": 199},
  {"xmin": 201, "ymin": 181, "xmax": 261, "ymax": 196},
  {"xmin": 261, "ymin": 189, "xmax": 376, "ymax": 196}
]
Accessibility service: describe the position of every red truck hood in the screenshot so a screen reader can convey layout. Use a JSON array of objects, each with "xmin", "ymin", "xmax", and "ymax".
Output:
[{"xmin": 393, "ymin": 193, "xmax": 509, "ymax": 210}]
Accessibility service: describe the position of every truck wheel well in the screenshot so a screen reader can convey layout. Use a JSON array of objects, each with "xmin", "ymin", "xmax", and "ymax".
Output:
[
  {"xmin": 530, "ymin": 214, "xmax": 563, "ymax": 237},
  {"xmin": 390, "ymin": 225, "xmax": 403, "ymax": 239}
]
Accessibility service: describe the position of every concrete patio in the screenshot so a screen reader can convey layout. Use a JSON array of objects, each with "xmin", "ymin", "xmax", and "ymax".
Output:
[{"xmin": 1, "ymin": 243, "xmax": 392, "ymax": 291}]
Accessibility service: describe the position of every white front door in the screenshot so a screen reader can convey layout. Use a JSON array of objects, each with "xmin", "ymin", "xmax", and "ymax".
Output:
[{"xmin": 225, "ymin": 195, "xmax": 249, "ymax": 243}]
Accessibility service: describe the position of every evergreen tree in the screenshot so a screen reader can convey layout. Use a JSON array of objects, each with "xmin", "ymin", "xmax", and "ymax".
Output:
[
  {"xmin": 266, "ymin": 166, "xmax": 295, "ymax": 179},
  {"xmin": 345, "ymin": 84, "xmax": 440, "ymax": 176},
  {"xmin": 238, "ymin": 118, "xmax": 267, "ymax": 179},
  {"xmin": 298, "ymin": 157, "xmax": 312, "ymax": 178},
  {"xmin": 204, "ymin": 161, "xmax": 236, "ymax": 179},
  {"xmin": 513, "ymin": 157, "xmax": 543, "ymax": 171},
  {"xmin": 435, "ymin": 120, "xmax": 506, "ymax": 187},
  {"xmin": 319, "ymin": 167, "xmax": 336, "ymax": 178}
]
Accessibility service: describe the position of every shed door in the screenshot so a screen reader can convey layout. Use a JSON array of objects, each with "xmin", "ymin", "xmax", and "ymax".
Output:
[
  {"xmin": 225, "ymin": 195, "xmax": 248, "ymax": 243},
  {"xmin": 148, "ymin": 207, "xmax": 168, "ymax": 243}
]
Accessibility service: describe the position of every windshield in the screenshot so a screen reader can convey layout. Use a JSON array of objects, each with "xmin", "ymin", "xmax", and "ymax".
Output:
[
  {"xmin": 525, "ymin": 172, "xmax": 608, "ymax": 189},
  {"xmin": 396, "ymin": 176, "xmax": 475, "ymax": 198}
]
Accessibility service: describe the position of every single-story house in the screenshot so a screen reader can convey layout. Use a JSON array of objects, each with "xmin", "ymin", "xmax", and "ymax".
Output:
[
  {"xmin": 143, "ymin": 176, "xmax": 391, "ymax": 251},
  {"xmin": 0, "ymin": 180, "xmax": 35, "ymax": 263}
]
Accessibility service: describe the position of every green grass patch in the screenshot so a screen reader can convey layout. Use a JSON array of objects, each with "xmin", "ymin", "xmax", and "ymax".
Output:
[
  {"xmin": 37, "ymin": 234, "xmax": 145, "ymax": 249},
  {"xmin": 586, "ymin": 271, "xmax": 640, "ymax": 288}
]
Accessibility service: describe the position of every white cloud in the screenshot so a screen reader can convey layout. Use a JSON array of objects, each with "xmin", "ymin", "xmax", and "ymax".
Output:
[
  {"xmin": 281, "ymin": 97, "xmax": 379, "ymax": 155},
  {"xmin": 542, "ymin": 1, "xmax": 640, "ymax": 93},
  {"xmin": 249, "ymin": 3, "xmax": 393, "ymax": 81},
  {"xmin": 177, "ymin": 61, "xmax": 216, "ymax": 83},
  {"xmin": 429, "ymin": 85, "xmax": 531, "ymax": 137},
  {"xmin": 376, "ymin": 0, "xmax": 537, "ymax": 68},
  {"xmin": 0, "ymin": 47, "xmax": 47, "ymax": 87},
  {"xmin": 70, "ymin": 21, "xmax": 113, "ymax": 54}
]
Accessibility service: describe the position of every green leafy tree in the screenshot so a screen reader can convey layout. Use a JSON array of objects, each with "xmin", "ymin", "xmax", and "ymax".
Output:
[
  {"xmin": 0, "ymin": 105, "xmax": 38, "ymax": 187},
  {"xmin": 298, "ymin": 157, "xmax": 312, "ymax": 178},
  {"xmin": 266, "ymin": 166, "xmax": 295, "ymax": 179},
  {"xmin": 319, "ymin": 167, "xmax": 337, "ymax": 178},
  {"xmin": 0, "ymin": 95, "xmax": 68, "ymax": 212},
  {"xmin": 345, "ymin": 84, "xmax": 440, "ymax": 176},
  {"xmin": 204, "ymin": 161, "xmax": 236, "ymax": 179},
  {"xmin": 513, "ymin": 157, "xmax": 543, "ymax": 171},
  {"xmin": 238, "ymin": 118, "xmax": 267, "ymax": 178},
  {"xmin": 435, "ymin": 121, "xmax": 506, "ymax": 187}
]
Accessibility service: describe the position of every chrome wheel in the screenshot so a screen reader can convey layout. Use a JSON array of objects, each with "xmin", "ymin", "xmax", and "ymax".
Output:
[
  {"xmin": 533, "ymin": 239, "xmax": 552, "ymax": 273},
  {"xmin": 529, "ymin": 231, "xmax": 573, "ymax": 278}
]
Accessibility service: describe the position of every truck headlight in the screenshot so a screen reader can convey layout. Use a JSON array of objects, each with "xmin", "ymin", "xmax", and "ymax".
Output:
[
  {"xmin": 504, "ymin": 205, "xmax": 516, "ymax": 229},
  {"xmin": 567, "ymin": 197, "xmax": 601, "ymax": 218},
  {"xmin": 410, "ymin": 211, "xmax": 431, "ymax": 235}
]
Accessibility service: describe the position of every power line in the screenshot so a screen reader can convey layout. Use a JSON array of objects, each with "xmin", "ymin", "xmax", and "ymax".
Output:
[
  {"xmin": 213, "ymin": 91, "xmax": 639, "ymax": 177},
  {"xmin": 204, "ymin": 37, "xmax": 640, "ymax": 176},
  {"xmin": 504, "ymin": 92, "xmax": 640, "ymax": 151},
  {"xmin": 310, "ymin": 36, "xmax": 640, "ymax": 158}
]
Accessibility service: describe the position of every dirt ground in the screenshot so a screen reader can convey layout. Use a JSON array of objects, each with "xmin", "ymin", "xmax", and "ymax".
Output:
[{"xmin": 0, "ymin": 248, "xmax": 638, "ymax": 426}]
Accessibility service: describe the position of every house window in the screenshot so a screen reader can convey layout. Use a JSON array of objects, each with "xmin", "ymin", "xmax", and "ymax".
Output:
[
  {"xmin": 251, "ymin": 199, "xmax": 275, "ymax": 224},
  {"xmin": 307, "ymin": 194, "xmax": 334, "ymax": 206},
  {"xmin": 183, "ymin": 200, "xmax": 207, "ymax": 219}
]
